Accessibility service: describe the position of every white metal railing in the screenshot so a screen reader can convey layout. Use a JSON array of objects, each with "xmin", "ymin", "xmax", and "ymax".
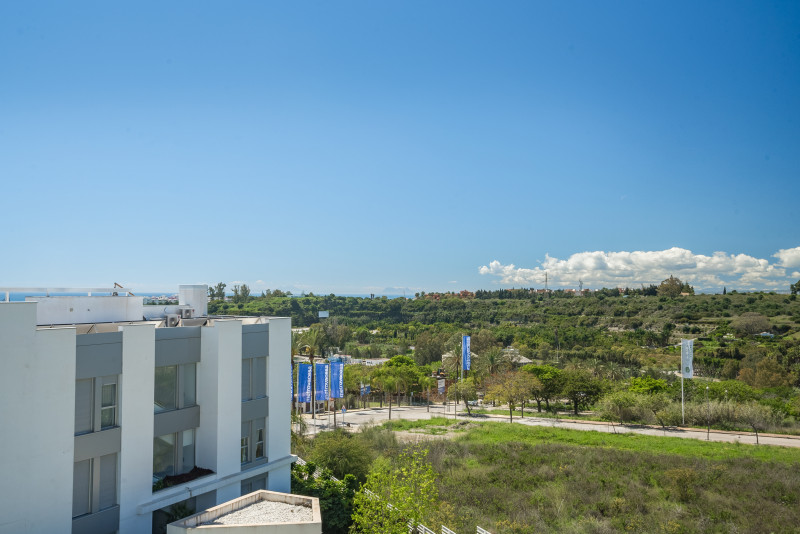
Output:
[{"xmin": 476, "ymin": 527, "xmax": 492, "ymax": 534}]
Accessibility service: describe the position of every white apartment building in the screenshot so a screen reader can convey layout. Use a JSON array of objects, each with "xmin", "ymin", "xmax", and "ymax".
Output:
[{"xmin": 0, "ymin": 285, "xmax": 294, "ymax": 534}]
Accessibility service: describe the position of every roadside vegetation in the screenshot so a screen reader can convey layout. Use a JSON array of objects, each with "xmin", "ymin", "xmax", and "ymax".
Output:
[
  {"xmin": 293, "ymin": 419, "xmax": 800, "ymax": 533},
  {"xmin": 249, "ymin": 278, "xmax": 800, "ymax": 531}
]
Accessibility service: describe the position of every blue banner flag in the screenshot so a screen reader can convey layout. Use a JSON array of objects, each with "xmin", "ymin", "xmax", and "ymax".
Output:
[
  {"xmin": 297, "ymin": 363, "xmax": 312, "ymax": 403},
  {"xmin": 330, "ymin": 362, "xmax": 344, "ymax": 399},
  {"xmin": 462, "ymin": 335, "xmax": 471, "ymax": 371},
  {"xmin": 360, "ymin": 383, "xmax": 371, "ymax": 395},
  {"xmin": 291, "ymin": 362, "xmax": 294, "ymax": 399},
  {"xmin": 315, "ymin": 363, "xmax": 329, "ymax": 401}
]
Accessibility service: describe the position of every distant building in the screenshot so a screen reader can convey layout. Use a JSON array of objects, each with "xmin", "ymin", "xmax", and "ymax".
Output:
[{"xmin": 0, "ymin": 285, "xmax": 293, "ymax": 534}]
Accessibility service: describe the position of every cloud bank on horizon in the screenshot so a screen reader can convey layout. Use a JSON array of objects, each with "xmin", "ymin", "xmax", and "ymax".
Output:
[{"xmin": 479, "ymin": 247, "xmax": 800, "ymax": 291}]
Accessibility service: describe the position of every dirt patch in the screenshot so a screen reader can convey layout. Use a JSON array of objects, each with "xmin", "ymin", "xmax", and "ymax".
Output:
[{"xmin": 393, "ymin": 421, "xmax": 480, "ymax": 442}]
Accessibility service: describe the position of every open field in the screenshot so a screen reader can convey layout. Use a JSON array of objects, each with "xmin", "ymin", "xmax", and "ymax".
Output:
[{"xmin": 380, "ymin": 419, "xmax": 800, "ymax": 533}]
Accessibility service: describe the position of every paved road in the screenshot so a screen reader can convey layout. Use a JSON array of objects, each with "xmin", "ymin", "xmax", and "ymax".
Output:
[{"xmin": 302, "ymin": 404, "xmax": 800, "ymax": 448}]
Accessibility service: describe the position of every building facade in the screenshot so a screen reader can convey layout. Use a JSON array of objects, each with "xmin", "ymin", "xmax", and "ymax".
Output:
[{"xmin": 0, "ymin": 285, "xmax": 293, "ymax": 534}]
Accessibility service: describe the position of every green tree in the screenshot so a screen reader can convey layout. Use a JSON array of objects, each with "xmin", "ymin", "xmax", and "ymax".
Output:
[
  {"xmin": 307, "ymin": 429, "xmax": 372, "ymax": 484},
  {"xmin": 737, "ymin": 402, "xmax": 778, "ymax": 445},
  {"xmin": 412, "ymin": 331, "xmax": 445, "ymax": 366},
  {"xmin": 521, "ymin": 364, "xmax": 562, "ymax": 412},
  {"xmin": 485, "ymin": 372, "xmax": 535, "ymax": 422},
  {"xmin": 447, "ymin": 377, "xmax": 478, "ymax": 415},
  {"xmin": 351, "ymin": 449, "xmax": 439, "ymax": 534},
  {"xmin": 730, "ymin": 312, "xmax": 771, "ymax": 336},
  {"xmin": 560, "ymin": 369, "xmax": 603, "ymax": 416},
  {"xmin": 657, "ymin": 275, "xmax": 693, "ymax": 297},
  {"xmin": 791, "ymin": 280, "xmax": 800, "ymax": 295},
  {"xmin": 209, "ymin": 282, "xmax": 226, "ymax": 300},
  {"xmin": 373, "ymin": 369, "xmax": 397, "ymax": 419},
  {"xmin": 628, "ymin": 376, "xmax": 668, "ymax": 395},
  {"xmin": 291, "ymin": 461, "xmax": 357, "ymax": 534},
  {"xmin": 639, "ymin": 392, "xmax": 672, "ymax": 430}
]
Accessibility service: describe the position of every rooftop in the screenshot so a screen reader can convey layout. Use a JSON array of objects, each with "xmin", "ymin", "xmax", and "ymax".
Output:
[{"xmin": 167, "ymin": 490, "xmax": 321, "ymax": 533}]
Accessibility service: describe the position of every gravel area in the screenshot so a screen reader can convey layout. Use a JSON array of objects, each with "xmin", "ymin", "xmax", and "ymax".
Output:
[{"xmin": 202, "ymin": 500, "xmax": 312, "ymax": 525}]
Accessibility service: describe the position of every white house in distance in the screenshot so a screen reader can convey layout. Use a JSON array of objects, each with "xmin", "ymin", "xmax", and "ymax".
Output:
[{"xmin": 0, "ymin": 285, "xmax": 294, "ymax": 534}]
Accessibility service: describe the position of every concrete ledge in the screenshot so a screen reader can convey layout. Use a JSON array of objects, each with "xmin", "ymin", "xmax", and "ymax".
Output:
[
  {"xmin": 167, "ymin": 490, "xmax": 320, "ymax": 533},
  {"xmin": 72, "ymin": 505, "xmax": 120, "ymax": 534}
]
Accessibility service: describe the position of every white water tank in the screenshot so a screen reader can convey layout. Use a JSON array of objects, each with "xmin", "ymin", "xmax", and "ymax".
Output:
[{"xmin": 179, "ymin": 285, "xmax": 208, "ymax": 317}]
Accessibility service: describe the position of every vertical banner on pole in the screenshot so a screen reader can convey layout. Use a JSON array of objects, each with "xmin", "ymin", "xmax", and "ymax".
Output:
[
  {"xmin": 291, "ymin": 362, "xmax": 294, "ymax": 399},
  {"xmin": 462, "ymin": 335, "xmax": 471, "ymax": 371},
  {"xmin": 315, "ymin": 363, "xmax": 329, "ymax": 401},
  {"xmin": 438, "ymin": 379, "xmax": 446, "ymax": 394},
  {"xmin": 297, "ymin": 363, "xmax": 312, "ymax": 403},
  {"xmin": 330, "ymin": 362, "xmax": 344, "ymax": 399},
  {"xmin": 681, "ymin": 339, "xmax": 694, "ymax": 378}
]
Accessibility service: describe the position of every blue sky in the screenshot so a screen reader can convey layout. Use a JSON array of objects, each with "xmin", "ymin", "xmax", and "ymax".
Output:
[{"xmin": 2, "ymin": 2, "xmax": 798, "ymax": 294}]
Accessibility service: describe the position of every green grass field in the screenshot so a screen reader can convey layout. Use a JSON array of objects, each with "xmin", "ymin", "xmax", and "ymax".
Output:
[{"xmin": 381, "ymin": 419, "xmax": 800, "ymax": 533}]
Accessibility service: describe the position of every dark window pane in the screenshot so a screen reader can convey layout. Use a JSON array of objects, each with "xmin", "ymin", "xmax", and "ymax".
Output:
[
  {"xmin": 182, "ymin": 364, "xmax": 196, "ymax": 407},
  {"xmin": 153, "ymin": 434, "xmax": 176, "ymax": 479},
  {"xmin": 75, "ymin": 379, "xmax": 93, "ymax": 435},
  {"xmin": 154, "ymin": 366, "xmax": 177, "ymax": 413},
  {"xmin": 72, "ymin": 460, "xmax": 91, "ymax": 517},
  {"xmin": 99, "ymin": 454, "xmax": 117, "ymax": 510}
]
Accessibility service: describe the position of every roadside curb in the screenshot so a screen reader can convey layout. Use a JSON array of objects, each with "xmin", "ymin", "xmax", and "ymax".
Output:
[{"xmin": 454, "ymin": 411, "xmax": 800, "ymax": 441}]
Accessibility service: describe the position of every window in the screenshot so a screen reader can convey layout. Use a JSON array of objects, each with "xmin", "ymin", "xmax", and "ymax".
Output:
[
  {"xmin": 241, "ymin": 475, "xmax": 266, "ymax": 494},
  {"xmin": 241, "ymin": 417, "xmax": 266, "ymax": 464},
  {"xmin": 75, "ymin": 379, "xmax": 93, "ymax": 435},
  {"xmin": 154, "ymin": 366, "xmax": 177, "ymax": 413},
  {"xmin": 242, "ymin": 359, "xmax": 251, "ymax": 401},
  {"xmin": 240, "ymin": 422, "xmax": 250, "ymax": 464},
  {"xmin": 154, "ymin": 364, "xmax": 196, "ymax": 413},
  {"xmin": 72, "ymin": 454, "xmax": 117, "ymax": 519},
  {"xmin": 73, "ymin": 460, "xmax": 91, "ymax": 518},
  {"xmin": 181, "ymin": 429, "xmax": 195, "ymax": 474},
  {"xmin": 242, "ymin": 357, "xmax": 266, "ymax": 401},
  {"xmin": 153, "ymin": 433, "xmax": 176, "ymax": 479},
  {"xmin": 153, "ymin": 431, "xmax": 196, "ymax": 482},
  {"xmin": 75, "ymin": 376, "xmax": 118, "ymax": 435},
  {"xmin": 255, "ymin": 427, "xmax": 265, "ymax": 459},
  {"xmin": 101, "ymin": 383, "xmax": 117, "ymax": 429}
]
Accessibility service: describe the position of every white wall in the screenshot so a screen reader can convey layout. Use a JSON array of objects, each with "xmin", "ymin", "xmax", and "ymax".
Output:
[
  {"xmin": 267, "ymin": 317, "xmax": 292, "ymax": 493},
  {"xmin": 179, "ymin": 285, "xmax": 208, "ymax": 318},
  {"xmin": 29, "ymin": 295, "xmax": 144, "ymax": 325},
  {"xmin": 0, "ymin": 303, "xmax": 75, "ymax": 534},
  {"xmin": 198, "ymin": 319, "xmax": 242, "ymax": 504},
  {"xmin": 118, "ymin": 323, "xmax": 156, "ymax": 534}
]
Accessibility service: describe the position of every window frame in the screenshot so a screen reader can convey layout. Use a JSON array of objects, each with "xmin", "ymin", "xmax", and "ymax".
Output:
[
  {"xmin": 154, "ymin": 363, "xmax": 197, "ymax": 414},
  {"xmin": 240, "ymin": 421, "xmax": 250, "ymax": 465},
  {"xmin": 75, "ymin": 375, "xmax": 119, "ymax": 436},
  {"xmin": 153, "ymin": 430, "xmax": 196, "ymax": 483},
  {"xmin": 100, "ymin": 381, "xmax": 117, "ymax": 430},
  {"xmin": 255, "ymin": 426, "xmax": 265, "ymax": 459},
  {"xmin": 72, "ymin": 453, "xmax": 118, "ymax": 519}
]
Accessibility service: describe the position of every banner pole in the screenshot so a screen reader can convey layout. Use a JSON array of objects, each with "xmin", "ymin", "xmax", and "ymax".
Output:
[
  {"xmin": 312, "ymin": 364, "xmax": 316, "ymax": 435},
  {"xmin": 681, "ymin": 375, "xmax": 685, "ymax": 426}
]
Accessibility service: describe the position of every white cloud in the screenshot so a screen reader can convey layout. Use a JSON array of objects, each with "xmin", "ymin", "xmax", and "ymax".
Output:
[
  {"xmin": 479, "ymin": 246, "xmax": 800, "ymax": 290},
  {"xmin": 774, "ymin": 247, "xmax": 800, "ymax": 269}
]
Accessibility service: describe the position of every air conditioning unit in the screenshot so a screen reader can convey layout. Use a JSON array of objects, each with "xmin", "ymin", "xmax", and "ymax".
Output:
[
  {"xmin": 165, "ymin": 314, "xmax": 180, "ymax": 327},
  {"xmin": 179, "ymin": 308, "xmax": 193, "ymax": 319}
]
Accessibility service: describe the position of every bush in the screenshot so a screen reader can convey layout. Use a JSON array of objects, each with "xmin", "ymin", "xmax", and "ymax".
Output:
[{"xmin": 308, "ymin": 428, "xmax": 373, "ymax": 483}]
